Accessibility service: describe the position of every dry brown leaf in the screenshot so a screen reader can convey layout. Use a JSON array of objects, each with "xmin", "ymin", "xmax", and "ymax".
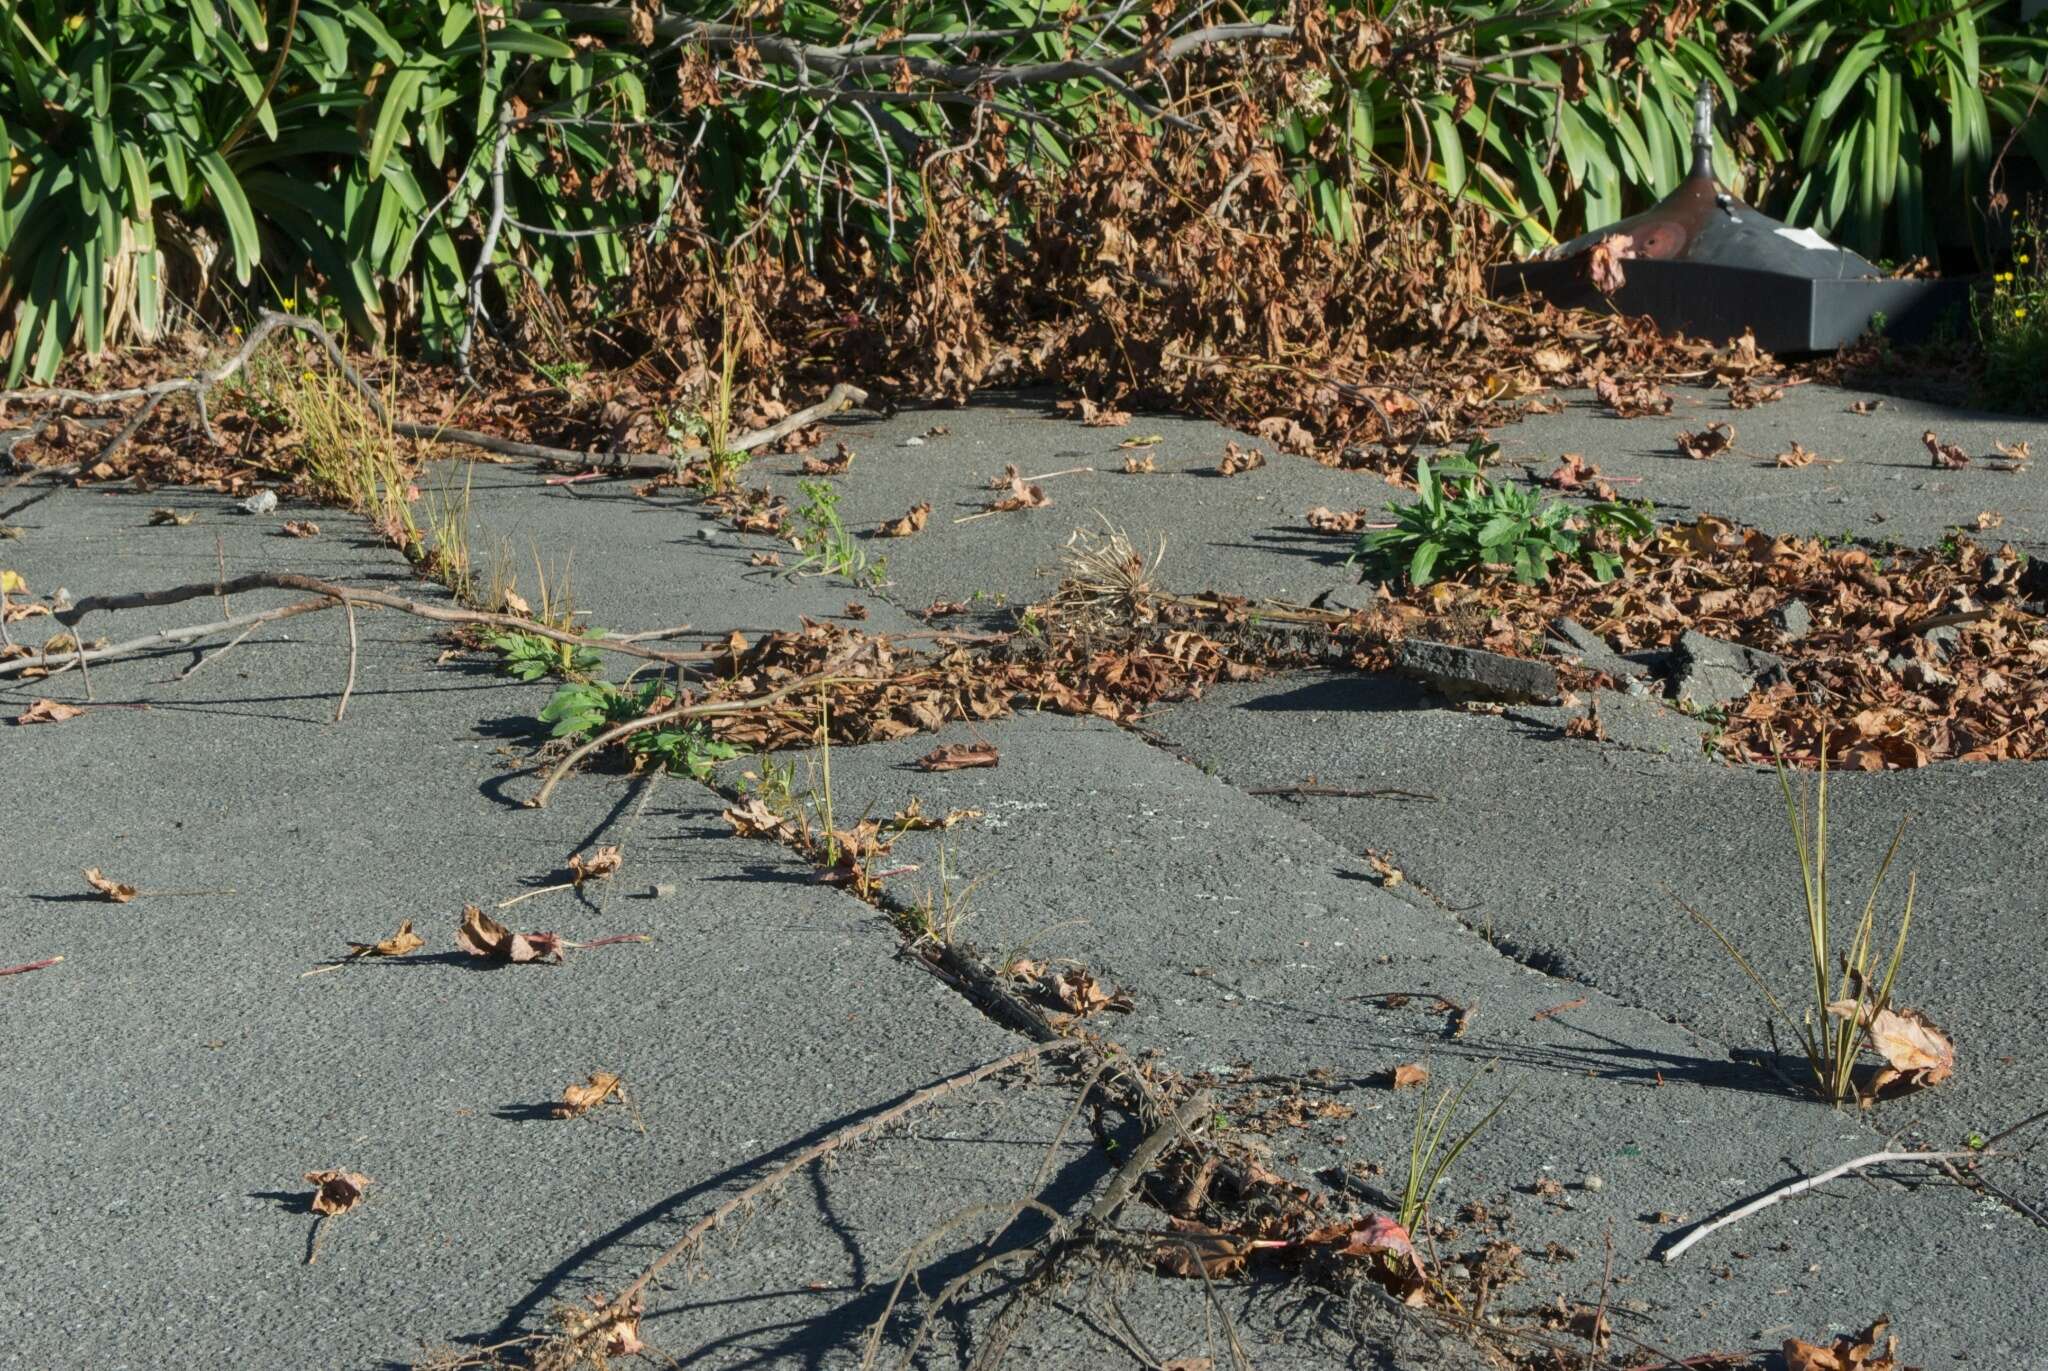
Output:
[
  {"xmin": 844, "ymin": 601, "xmax": 869, "ymax": 620},
  {"xmin": 1253, "ymin": 415, "xmax": 1315, "ymax": 454},
  {"xmin": 16, "ymin": 697, "xmax": 83, "ymax": 724},
  {"xmin": 1076, "ymin": 397, "xmax": 1130, "ymax": 427},
  {"xmin": 1591, "ymin": 372, "xmax": 1672, "ymax": 417},
  {"xmin": 1122, "ymin": 452, "xmax": 1159, "ymax": 474},
  {"xmin": 724, "ymin": 797, "xmax": 791, "ymax": 838},
  {"xmin": 280, "ymin": 520, "xmax": 321, "ymax": 538},
  {"xmin": 1977, "ymin": 510, "xmax": 2004, "ymax": 530},
  {"xmin": 1154, "ymin": 1217, "xmax": 1251, "ymax": 1278},
  {"xmin": 1923, "ymin": 430, "xmax": 1971, "ymax": 470},
  {"xmin": 1305, "ymin": 505, "xmax": 1367, "ymax": 534},
  {"xmin": 567, "ymin": 845, "xmax": 623, "ymax": 886},
  {"xmin": 748, "ymin": 551, "xmax": 782, "ymax": 566},
  {"xmin": 554, "ymin": 1071, "xmax": 626, "ymax": 1119},
  {"xmin": 1990, "ymin": 439, "xmax": 2032, "ymax": 472},
  {"xmin": 802, "ymin": 442, "xmax": 856, "ymax": 476},
  {"xmin": 1782, "ymin": 1317, "xmax": 1904, "ymax": 1371},
  {"xmin": 1546, "ymin": 451, "xmax": 1617, "ymax": 499},
  {"xmin": 455, "ymin": 904, "xmax": 564, "ymax": 964},
  {"xmin": 980, "ymin": 469, "xmax": 1051, "ymax": 514},
  {"xmin": 1775, "ymin": 442, "xmax": 1820, "ymax": 468},
  {"xmin": 876, "ymin": 502, "xmax": 931, "ymax": 538},
  {"xmin": 1390, "ymin": 1062, "xmax": 1430, "ymax": 1090},
  {"xmin": 914, "ymin": 741, "xmax": 1000, "ymax": 771},
  {"xmin": 1848, "ymin": 398, "xmax": 1884, "ymax": 415},
  {"xmin": 1676, "ymin": 422, "xmax": 1735, "ymax": 460},
  {"xmin": 1217, "ymin": 441, "xmax": 1267, "ymax": 476},
  {"xmin": 305, "ymin": 1169, "xmax": 370, "ymax": 1216},
  {"xmin": 1586, "ymin": 233, "xmax": 1634, "ymax": 294},
  {"xmin": 1047, "ymin": 966, "xmax": 1134, "ymax": 1017},
  {"xmin": 1824, "ymin": 1002, "xmax": 1956, "ymax": 1097},
  {"xmin": 1366, "ymin": 852, "xmax": 1403, "ymax": 887},
  {"xmin": 147, "ymin": 508, "xmax": 193, "ymax": 526},
  {"xmin": 1728, "ymin": 379, "xmax": 1784, "ymax": 409},
  {"xmin": 887, "ymin": 799, "xmax": 983, "ymax": 831},
  {"xmin": 83, "ymin": 867, "xmax": 137, "ymax": 903},
  {"xmin": 346, "ymin": 920, "xmax": 424, "ymax": 960}
]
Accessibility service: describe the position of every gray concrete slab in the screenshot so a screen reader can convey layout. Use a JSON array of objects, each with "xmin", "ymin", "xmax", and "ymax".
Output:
[
  {"xmin": 1492, "ymin": 382, "xmax": 2048, "ymax": 553},
  {"xmin": 721, "ymin": 711, "xmax": 2047, "ymax": 1363},
  {"xmin": 418, "ymin": 459, "xmax": 928, "ymax": 641},
  {"xmin": 0, "ymin": 491, "xmax": 1062, "ymax": 1370},
  {"xmin": 1143, "ymin": 672, "xmax": 2048, "ymax": 1202}
]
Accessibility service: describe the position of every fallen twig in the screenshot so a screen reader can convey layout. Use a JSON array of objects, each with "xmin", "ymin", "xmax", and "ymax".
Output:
[
  {"xmin": 1659, "ymin": 1147, "xmax": 1981, "ymax": 1262},
  {"xmin": 0, "ymin": 955, "xmax": 63, "ymax": 977},
  {"xmin": 1246, "ymin": 784, "xmax": 1441, "ymax": 802}
]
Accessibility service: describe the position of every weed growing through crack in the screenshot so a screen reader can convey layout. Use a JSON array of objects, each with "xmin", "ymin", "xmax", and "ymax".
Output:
[
  {"xmin": 414, "ymin": 464, "xmax": 477, "ymax": 602},
  {"xmin": 252, "ymin": 358, "xmax": 415, "ymax": 545},
  {"xmin": 1399, "ymin": 1067, "xmax": 1507, "ymax": 1238},
  {"xmin": 904, "ymin": 843, "xmax": 983, "ymax": 949},
  {"xmin": 538, "ymin": 672, "xmax": 741, "ymax": 780},
  {"xmin": 793, "ymin": 479, "xmax": 880, "ymax": 585},
  {"xmin": 1679, "ymin": 747, "xmax": 1920, "ymax": 1106},
  {"xmin": 1352, "ymin": 440, "xmax": 1652, "ymax": 587}
]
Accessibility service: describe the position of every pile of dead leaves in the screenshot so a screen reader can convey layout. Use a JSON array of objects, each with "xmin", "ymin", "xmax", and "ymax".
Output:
[{"xmin": 1307, "ymin": 517, "xmax": 2045, "ymax": 770}]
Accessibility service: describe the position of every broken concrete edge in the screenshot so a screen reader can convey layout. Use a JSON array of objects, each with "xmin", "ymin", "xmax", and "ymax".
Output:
[{"xmin": 1398, "ymin": 639, "xmax": 1563, "ymax": 705}]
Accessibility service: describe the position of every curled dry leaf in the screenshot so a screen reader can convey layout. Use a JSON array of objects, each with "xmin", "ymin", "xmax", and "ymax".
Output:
[
  {"xmin": 83, "ymin": 867, "xmax": 137, "ymax": 903},
  {"xmin": 16, "ymin": 697, "xmax": 84, "ymax": 725},
  {"xmin": 1783, "ymin": 1317, "xmax": 1906, "ymax": 1371},
  {"xmin": 1775, "ymin": 442, "xmax": 1820, "ymax": 468},
  {"xmin": 1728, "ymin": 379, "xmax": 1784, "ymax": 409},
  {"xmin": 147, "ymin": 508, "xmax": 193, "ymax": 526},
  {"xmin": 1253, "ymin": 415, "xmax": 1315, "ymax": 455},
  {"xmin": 1978, "ymin": 510, "xmax": 2005, "ymax": 530},
  {"xmin": 923, "ymin": 599, "xmax": 968, "ymax": 617},
  {"xmin": 1546, "ymin": 452, "xmax": 1617, "ymax": 499},
  {"xmin": 1046, "ymin": 966, "xmax": 1135, "ymax": 1017},
  {"xmin": 1827, "ymin": 1001, "xmax": 1955, "ymax": 1097},
  {"xmin": 887, "ymin": 798, "xmax": 983, "ymax": 831},
  {"xmin": 724, "ymin": 798, "xmax": 791, "ymax": 839},
  {"xmin": 1305, "ymin": 505, "xmax": 1368, "ymax": 534},
  {"xmin": 455, "ymin": 904, "xmax": 564, "ymax": 964},
  {"xmin": 1676, "ymin": 422, "xmax": 1735, "ymax": 460},
  {"xmin": 1849, "ymin": 398, "xmax": 1885, "ymax": 415},
  {"xmin": 567, "ymin": 845, "xmax": 623, "ymax": 886},
  {"xmin": 1390, "ymin": 1063, "xmax": 1430, "ymax": 1090},
  {"xmin": 802, "ymin": 442, "xmax": 856, "ymax": 476},
  {"xmin": 1366, "ymin": 852, "xmax": 1403, "ymax": 887},
  {"xmin": 1586, "ymin": 233, "xmax": 1634, "ymax": 294},
  {"xmin": 280, "ymin": 520, "xmax": 321, "ymax": 538},
  {"xmin": 1592, "ymin": 371, "xmax": 1673, "ymax": 417},
  {"xmin": 844, "ymin": 601, "xmax": 869, "ymax": 621},
  {"xmin": 980, "ymin": 468, "xmax": 1051, "ymax": 515},
  {"xmin": 877, "ymin": 502, "xmax": 930, "ymax": 537},
  {"xmin": 749, "ymin": 551, "xmax": 783, "ymax": 567},
  {"xmin": 1923, "ymin": 430, "xmax": 1971, "ymax": 470},
  {"xmin": 346, "ymin": 919, "xmax": 424, "ymax": 961},
  {"xmin": 554, "ymin": 1071, "xmax": 626, "ymax": 1119},
  {"xmin": 1075, "ymin": 397, "xmax": 1131, "ymax": 427},
  {"xmin": 914, "ymin": 741, "xmax": 1000, "ymax": 771},
  {"xmin": 304, "ymin": 1169, "xmax": 370, "ymax": 1216},
  {"xmin": 1990, "ymin": 439, "xmax": 2032, "ymax": 472},
  {"xmin": 1154, "ymin": 1217, "xmax": 1252, "ymax": 1279},
  {"xmin": 1122, "ymin": 452, "xmax": 1159, "ymax": 474},
  {"xmin": 1217, "ymin": 441, "xmax": 1266, "ymax": 476}
]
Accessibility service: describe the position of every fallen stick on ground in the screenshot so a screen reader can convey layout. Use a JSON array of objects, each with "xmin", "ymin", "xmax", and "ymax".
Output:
[
  {"xmin": 0, "ymin": 955, "xmax": 63, "ymax": 977},
  {"xmin": 1245, "ymin": 784, "xmax": 1440, "ymax": 802},
  {"xmin": 1660, "ymin": 1147, "xmax": 1982, "ymax": 1262},
  {"xmin": 606, "ymin": 1039, "xmax": 1064, "ymax": 1315}
]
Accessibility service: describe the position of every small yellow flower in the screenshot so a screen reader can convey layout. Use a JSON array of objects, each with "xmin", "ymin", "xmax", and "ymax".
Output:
[
  {"xmin": 2017, "ymin": 308, "xmax": 2030, "ymax": 320},
  {"xmin": 2021, "ymin": 255, "xmax": 2032, "ymax": 265},
  {"xmin": 1998, "ymin": 272, "xmax": 2012, "ymax": 282},
  {"xmin": 301, "ymin": 371, "xmax": 317, "ymax": 384}
]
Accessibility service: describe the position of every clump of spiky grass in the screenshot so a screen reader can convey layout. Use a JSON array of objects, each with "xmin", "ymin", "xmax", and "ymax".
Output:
[
  {"xmin": 1399, "ymin": 1066, "xmax": 1508, "ymax": 1236},
  {"xmin": 1681, "ymin": 745, "xmax": 1916, "ymax": 1105},
  {"xmin": 1049, "ymin": 517, "xmax": 1166, "ymax": 628}
]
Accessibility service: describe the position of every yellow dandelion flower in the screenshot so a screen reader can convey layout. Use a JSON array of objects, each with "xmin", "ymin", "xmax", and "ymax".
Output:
[
  {"xmin": 2017, "ymin": 308, "xmax": 2030, "ymax": 320},
  {"xmin": 301, "ymin": 371, "xmax": 318, "ymax": 383},
  {"xmin": 2022, "ymin": 255, "xmax": 2033, "ymax": 265}
]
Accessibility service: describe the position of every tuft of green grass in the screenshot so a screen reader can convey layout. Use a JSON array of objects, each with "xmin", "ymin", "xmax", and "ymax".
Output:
[
  {"xmin": 1399, "ymin": 1066, "xmax": 1508, "ymax": 1237},
  {"xmin": 1679, "ymin": 746, "xmax": 1917, "ymax": 1106}
]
